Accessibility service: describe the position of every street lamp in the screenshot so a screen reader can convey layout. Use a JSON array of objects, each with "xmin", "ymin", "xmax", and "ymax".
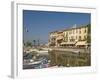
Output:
[
  {"xmin": 33, "ymin": 40, "xmax": 36, "ymax": 47},
  {"xmin": 37, "ymin": 39, "xmax": 40, "ymax": 46}
]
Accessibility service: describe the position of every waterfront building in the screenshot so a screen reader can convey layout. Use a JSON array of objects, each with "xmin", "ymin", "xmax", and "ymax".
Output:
[
  {"xmin": 49, "ymin": 31, "xmax": 58, "ymax": 47},
  {"xmin": 49, "ymin": 24, "xmax": 91, "ymax": 48}
]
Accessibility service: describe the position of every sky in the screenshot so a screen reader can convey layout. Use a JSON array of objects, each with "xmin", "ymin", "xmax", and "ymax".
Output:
[{"xmin": 23, "ymin": 10, "xmax": 90, "ymax": 44}]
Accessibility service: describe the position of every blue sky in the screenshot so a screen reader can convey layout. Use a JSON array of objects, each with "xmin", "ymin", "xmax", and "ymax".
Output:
[{"xmin": 23, "ymin": 10, "xmax": 90, "ymax": 44}]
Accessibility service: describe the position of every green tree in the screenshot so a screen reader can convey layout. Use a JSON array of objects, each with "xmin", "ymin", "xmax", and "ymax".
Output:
[
  {"xmin": 25, "ymin": 41, "xmax": 32, "ymax": 47},
  {"xmin": 87, "ymin": 24, "xmax": 91, "ymax": 34},
  {"xmin": 33, "ymin": 40, "xmax": 36, "ymax": 46},
  {"xmin": 87, "ymin": 24, "xmax": 91, "ymax": 43}
]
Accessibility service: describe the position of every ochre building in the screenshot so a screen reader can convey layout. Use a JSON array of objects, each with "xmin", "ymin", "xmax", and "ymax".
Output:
[{"xmin": 49, "ymin": 24, "xmax": 91, "ymax": 48}]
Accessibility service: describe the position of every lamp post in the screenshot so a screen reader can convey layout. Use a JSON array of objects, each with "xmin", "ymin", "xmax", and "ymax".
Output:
[
  {"xmin": 37, "ymin": 39, "xmax": 40, "ymax": 47},
  {"xmin": 33, "ymin": 40, "xmax": 36, "ymax": 47}
]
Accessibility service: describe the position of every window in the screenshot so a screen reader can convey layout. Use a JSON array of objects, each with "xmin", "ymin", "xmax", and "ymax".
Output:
[
  {"xmin": 73, "ymin": 30, "xmax": 74, "ymax": 34},
  {"xmin": 70, "ymin": 31, "xmax": 72, "ymax": 34},
  {"xmin": 76, "ymin": 36, "xmax": 77, "ymax": 39},
  {"xmin": 84, "ymin": 35, "xmax": 87, "ymax": 40},
  {"xmin": 79, "ymin": 29, "xmax": 81, "ymax": 34},
  {"xmin": 84, "ymin": 28, "xmax": 86, "ymax": 33},
  {"xmin": 71, "ymin": 36, "xmax": 73, "ymax": 39},
  {"xmin": 68, "ymin": 31, "xmax": 70, "ymax": 34},
  {"xmin": 79, "ymin": 36, "xmax": 81, "ymax": 41},
  {"xmin": 76, "ymin": 29, "xmax": 78, "ymax": 33}
]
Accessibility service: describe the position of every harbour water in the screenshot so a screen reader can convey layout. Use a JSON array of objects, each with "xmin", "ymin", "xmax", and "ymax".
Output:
[{"xmin": 23, "ymin": 48, "xmax": 90, "ymax": 69}]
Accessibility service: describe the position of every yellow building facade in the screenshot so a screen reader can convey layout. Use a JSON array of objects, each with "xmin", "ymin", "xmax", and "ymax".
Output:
[{"xmin": 49, "ymin": 24, "xmax": 90, "ymax": 48}]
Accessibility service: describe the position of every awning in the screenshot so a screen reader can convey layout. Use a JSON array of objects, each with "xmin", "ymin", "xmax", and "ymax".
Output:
[
  {"xmin": 56, "ymin": 36, "xmax": 63, "ymax": 40},
  {"xmin": 75, "ymin": 41, "xmax": 87, "ymax": 46},
  {"xmin": 61, "ymin": 42, "xmax": 75, "ymax": 45},
  {"xmin": 61, "ymin": 42, "xmax": 67, "ymax": 45}
]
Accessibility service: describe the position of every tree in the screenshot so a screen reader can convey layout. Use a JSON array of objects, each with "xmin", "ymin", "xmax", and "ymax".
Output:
[
  {"xmin": 25, "ymin": 41, "xmax": 32, "ymax": 47},
  {"xmin": 33, "ymin": 40, "xmax": 36, "ymax": 46},
  {"xmin": 87, "ymin": 24, "xmax": 91, "ymax": 43},
  {"xmin": 87, "ymin": 24, "xmax": 91, "ymax": 34},
  {"xmin": 87, "ymin": 35, "xmax": 91, "ymax": 43}
]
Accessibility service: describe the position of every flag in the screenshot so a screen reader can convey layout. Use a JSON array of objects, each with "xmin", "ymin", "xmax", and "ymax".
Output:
[{"xmin": 25, "ymin": 27, "xmax": 29, "ymax": 32}]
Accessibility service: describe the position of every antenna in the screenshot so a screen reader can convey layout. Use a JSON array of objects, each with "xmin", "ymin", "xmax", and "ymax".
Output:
[{"xmin": 73, "ymin": 24, "xmax": 77, "ymax": 28}]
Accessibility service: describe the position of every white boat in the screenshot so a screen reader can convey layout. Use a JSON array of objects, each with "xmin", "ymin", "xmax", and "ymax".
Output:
[{"xmin": 28, "ymin": 60, "xmax": 42, "ymax": 65}]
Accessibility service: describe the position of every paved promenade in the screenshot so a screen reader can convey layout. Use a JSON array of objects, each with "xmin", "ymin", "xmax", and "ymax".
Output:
[{"xmin": 49, "ymin": 47, "xmax": 90, "ymax": 53}]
